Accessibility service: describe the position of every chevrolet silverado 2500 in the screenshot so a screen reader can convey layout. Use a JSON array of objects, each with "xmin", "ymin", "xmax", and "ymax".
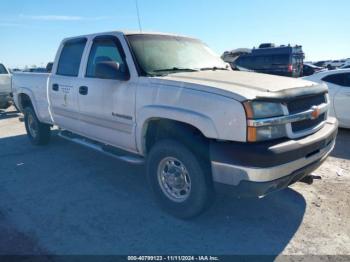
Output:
[
  {"xmin": 0, "ymin": 63, "xmax": 12, "ymax": 109},
  {"xmin": 12, "ymin": 31, "xmax": 338, "ymax": 218}
]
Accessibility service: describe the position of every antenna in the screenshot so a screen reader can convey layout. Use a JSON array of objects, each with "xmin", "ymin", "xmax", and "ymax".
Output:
[{"xmin": 135, "ymin": 0, "xmax": 143, "ymax": 32}]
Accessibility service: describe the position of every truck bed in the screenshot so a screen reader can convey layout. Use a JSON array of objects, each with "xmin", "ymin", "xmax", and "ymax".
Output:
[{"xmin": 12, "ymin": 72, "xmax": 52, "ymax": 124}]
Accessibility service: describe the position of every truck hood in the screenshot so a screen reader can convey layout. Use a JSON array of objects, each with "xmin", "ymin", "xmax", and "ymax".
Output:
[{"xmin": 150, "ymin": 70, "xmax": 327, "ymax": 101}]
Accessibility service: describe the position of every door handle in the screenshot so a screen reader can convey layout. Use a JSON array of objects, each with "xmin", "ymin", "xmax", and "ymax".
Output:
[
  {"xmin": 79, "ymin": 86, "xmax": 88, "ymax": 95},
  {"xmin": 52, "ymin": 84, "xmax": 59, "ymax": 91}
]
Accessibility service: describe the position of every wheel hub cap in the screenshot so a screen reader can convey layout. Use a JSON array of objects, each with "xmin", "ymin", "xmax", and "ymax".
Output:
[{"xmin": 157, "ymin": 157, "xmax": 191, "ymax": 202}]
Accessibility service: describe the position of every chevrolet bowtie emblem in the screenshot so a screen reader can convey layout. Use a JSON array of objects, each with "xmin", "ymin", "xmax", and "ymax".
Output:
[{"xmin": 311, "ymin": 106, "xmax": 321, "ymax": 119}]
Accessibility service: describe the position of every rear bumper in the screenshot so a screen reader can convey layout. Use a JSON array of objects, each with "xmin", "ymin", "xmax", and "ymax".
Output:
[{"xmin": 211, "ymin": 117, "xmax": 338, "ymax": 197}]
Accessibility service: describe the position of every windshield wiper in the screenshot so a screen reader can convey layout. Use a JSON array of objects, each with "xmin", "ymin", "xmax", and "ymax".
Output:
[
  {"xmin": 153, "ymin": 67, "xmax": 199, "ymax": 73},
  {"xmin": 200, "ymin": 66, "xmax": 229, "ymax": 71}
]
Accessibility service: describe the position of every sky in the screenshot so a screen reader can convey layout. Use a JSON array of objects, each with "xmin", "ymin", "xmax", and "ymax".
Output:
[{"xmin": 1, "ymin": 0, "xmax": 349, "ymax": 68}]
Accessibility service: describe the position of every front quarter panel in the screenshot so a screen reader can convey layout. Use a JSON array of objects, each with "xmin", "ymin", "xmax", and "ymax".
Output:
[{"xmin": 136, "ymin": 78, "xmax": 247, "ymax": 154}]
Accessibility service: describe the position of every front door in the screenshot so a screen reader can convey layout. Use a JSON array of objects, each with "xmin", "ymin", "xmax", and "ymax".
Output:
[{"xmin": 77, "ymin": 35, "xmax": 137, "ymax": 151}]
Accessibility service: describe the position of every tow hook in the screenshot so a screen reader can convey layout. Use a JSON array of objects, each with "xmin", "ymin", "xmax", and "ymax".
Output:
[
  {"xmin": 300, "ymin": 175, "xmax": 314, "ymax": 185},
  {"xmin": 300, "ymin": 174, "xmax": 322, "ymax": 185}
]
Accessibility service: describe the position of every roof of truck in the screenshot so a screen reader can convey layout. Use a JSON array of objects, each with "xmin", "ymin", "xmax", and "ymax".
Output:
[{"xmin": 62, "ymin": 30, "xmax": 194, "ymax": 42}]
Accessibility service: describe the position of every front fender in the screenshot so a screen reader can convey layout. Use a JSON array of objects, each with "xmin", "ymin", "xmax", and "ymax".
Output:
[{"xmin": 136, "ymin": 105, "xmax": 219, "ymax": 154}]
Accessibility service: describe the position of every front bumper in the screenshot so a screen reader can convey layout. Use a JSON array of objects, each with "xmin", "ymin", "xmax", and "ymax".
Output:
[{"xmin": 211, "ymin": 117, "xmax": 338, "ymax": 197}]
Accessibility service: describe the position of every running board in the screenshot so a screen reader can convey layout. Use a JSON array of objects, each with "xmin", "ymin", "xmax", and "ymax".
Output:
[{"xmin": 58, "ymin": 130, "xmax": 144, "ymax": 165}]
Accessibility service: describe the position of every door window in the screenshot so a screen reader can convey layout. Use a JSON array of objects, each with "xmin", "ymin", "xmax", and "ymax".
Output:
[
  {"xmin": 0, "ymin": 64, "xmax": 8, "ymax": 74},
  {"xmin": 57, "ymin": 38, "xmax": 87, "ymax": 77},
  {"xmin": 322, "ymin": 73, "xmax": 346, "ymax": 86},
  {"xmin": 86, "ymin": 36, "xmax": 129, "ymax": 80}
]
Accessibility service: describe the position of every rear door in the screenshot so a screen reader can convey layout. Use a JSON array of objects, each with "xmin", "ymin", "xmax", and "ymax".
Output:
[
  {"xmin": 77, "ymin": 34, "xmax": 137, "ymax": 151},
  {"xmin": 49, "ymin": 38, "xmax": 87, "ymax": 132},
  {"xmin": 0, "ymin": 64, "xmax": 11, "ymax": 94}
]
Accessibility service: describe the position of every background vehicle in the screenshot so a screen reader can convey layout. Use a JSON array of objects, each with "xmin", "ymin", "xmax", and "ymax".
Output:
[
  {"xmin": 340, "ymin": 60, "xmax": 350, "ymax": 69},
  {"xmin": 12, "ymin": 31, "xmax": 337, "ymax": 218},
  {"xmin": 302, "ymin": 63, "xmax": 324, "ymax": 76},
  {"xmin": 0, "ymin": 63, "xmax": 12, "ymax": 109},
  {"xmin": 221, "ymin": 48, "xmax": 251, "ymax": 69},
  {"xmin": 304, "ymin": 69, "xmax": 350, "ymax": 128},
  {"xmin": 23, "ymin": 67, "xmax": 49, "ymax": 73},
  {"xmin": 313, "ymin": 61, "xmax": 330, "ymax": 68},
  {"xmin": 229, "ymin": 43, "xmax": 305, "ymax": 77},
  {"xmin": 325, "ymin": 60, "xmax": 346, "ymax": 70},
  {"xmin": 9, "ymin": 68, "xmax": 22, "ymax": 73}
]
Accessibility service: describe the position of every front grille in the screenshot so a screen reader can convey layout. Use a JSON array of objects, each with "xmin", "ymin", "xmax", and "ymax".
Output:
[
  {"xmin": 287, "ymin": 94, "xmax": 326, "ymax": 114},
  {"xmin": 287, "ymin": 93, "xmax": 327, "ymax": 133},
  {"xmin": 292, "ymin": 113, "xmax": 326, "ymax": 133}
]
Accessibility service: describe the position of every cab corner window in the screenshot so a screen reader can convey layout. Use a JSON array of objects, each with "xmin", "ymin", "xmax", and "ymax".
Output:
[
  {"xmin": 57, "ymin": 38, "xmax": 87, "ymax": 77},
  {"xmin": 86, "ymin": 37, "xmax": 129, "ymax": 80}
]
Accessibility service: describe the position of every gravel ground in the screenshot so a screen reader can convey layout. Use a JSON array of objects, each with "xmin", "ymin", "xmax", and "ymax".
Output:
[{"xmin": 0, "ymin": 106, "xmax": 349, "ymax": 257}]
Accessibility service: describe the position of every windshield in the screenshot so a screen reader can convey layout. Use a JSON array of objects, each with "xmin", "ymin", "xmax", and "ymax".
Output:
[{"xmin": 127, "ymin": 34, "xmax": 227, "ymax": 75}]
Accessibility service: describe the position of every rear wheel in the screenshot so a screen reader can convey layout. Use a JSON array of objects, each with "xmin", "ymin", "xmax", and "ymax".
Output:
[
  {"xmin": 24, "ymin": 107, "xmax": 51, "ymax": 145},
  {"xmin": 147, "ymin": 139, "xmax": 214, "ymax": 219}
]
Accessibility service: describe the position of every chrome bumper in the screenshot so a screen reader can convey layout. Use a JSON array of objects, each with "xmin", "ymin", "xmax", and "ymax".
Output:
[
  {"xmin": 212, "ymin": 139, "xmax": 335, "ymax": 186},
  {"xmin": 211, "ymin": 118, "xmax": 338, "ymax": 187}
]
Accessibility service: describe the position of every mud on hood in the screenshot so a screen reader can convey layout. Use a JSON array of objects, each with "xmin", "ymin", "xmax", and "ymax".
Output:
[{"xmin": 151, "ymin": 70, "xmax": 327, "ymax": 101}]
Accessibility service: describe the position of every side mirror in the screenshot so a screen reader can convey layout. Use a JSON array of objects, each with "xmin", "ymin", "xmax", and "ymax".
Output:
[{"xmin": 95, "ymin": 61, "xmax": 129, "ymax": 80}]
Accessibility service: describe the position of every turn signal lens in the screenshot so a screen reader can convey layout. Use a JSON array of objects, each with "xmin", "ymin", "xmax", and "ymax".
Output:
[{"xmin": 247, "ymin": 127, "xmax": 257, "ymax": 142}]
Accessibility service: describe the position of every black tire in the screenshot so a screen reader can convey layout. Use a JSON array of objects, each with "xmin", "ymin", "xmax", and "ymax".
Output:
[
  {"xmin": 147, "ymin": 139, "xmax": 214, "ymax": 219},
  {"xmin": 24, "ymin": 107, "xmax": 51, "ymax": 145}
]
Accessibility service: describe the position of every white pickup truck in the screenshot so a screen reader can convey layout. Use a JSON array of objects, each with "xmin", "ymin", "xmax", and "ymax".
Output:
[
  {"xmin": 0, "ymin": 63, "xmax": 12, "ymax": 109},
  {"xmin": 12, "ymin": 31, "xmax": 338, "ymax": 218}
]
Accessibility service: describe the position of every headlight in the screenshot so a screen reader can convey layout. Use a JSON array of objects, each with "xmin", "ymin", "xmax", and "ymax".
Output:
[
  {"xmin": 244, "ymin": 101, "xmax": 284, "ymax": 119},
  {"xmin": 247, "ymin": 125, "xmax": 286, "ymax": 142},
  {"xmin": 244, "ymin": 101, "xmax": 286, "ymax": 142}
]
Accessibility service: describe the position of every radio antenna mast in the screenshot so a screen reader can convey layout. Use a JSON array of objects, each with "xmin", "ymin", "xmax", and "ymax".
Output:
[{"xmin": 135, "ymin": 0, "xmax": 143, "ymax": 32}]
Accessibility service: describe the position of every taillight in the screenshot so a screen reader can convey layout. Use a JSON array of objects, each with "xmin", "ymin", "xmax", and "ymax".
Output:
[{"xmin": 288, "ymin": 64, "xmax": 293, "ymax": 72}]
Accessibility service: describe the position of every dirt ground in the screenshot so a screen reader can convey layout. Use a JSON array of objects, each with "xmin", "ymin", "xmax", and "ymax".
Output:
[{"xmin": 0, "ymin": 106, "xmax": 349, "ymax": 257}]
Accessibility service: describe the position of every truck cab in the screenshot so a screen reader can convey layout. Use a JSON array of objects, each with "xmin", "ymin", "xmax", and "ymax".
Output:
[{"xmin": 12, "ymin": 31, "xmax": 338, "ymax": 218}]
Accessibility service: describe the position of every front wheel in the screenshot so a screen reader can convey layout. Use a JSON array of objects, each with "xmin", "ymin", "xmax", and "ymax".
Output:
[
  {"xmin": 147, "ymin": 139, "xmax": 214, "ymax": 219},
  {"xmin": 24, "ymin": 107, "xmax": 51, "ymax": 145}
]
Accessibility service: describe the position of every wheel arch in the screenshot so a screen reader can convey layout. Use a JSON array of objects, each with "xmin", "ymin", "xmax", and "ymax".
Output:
[
  {"xmin": 16, "ymin": 89, "xmax": 38, "ymax": 114},
  {"xmin": 137, "ymin": 106, "xmax": 217, "ymax": 157}
]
